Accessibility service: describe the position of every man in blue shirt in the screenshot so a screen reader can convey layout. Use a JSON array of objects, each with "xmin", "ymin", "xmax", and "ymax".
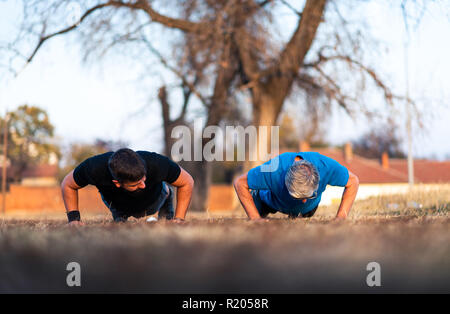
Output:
[{"xmin": 233, "ymin": 152, "xmax": 359, "ymax": 220}]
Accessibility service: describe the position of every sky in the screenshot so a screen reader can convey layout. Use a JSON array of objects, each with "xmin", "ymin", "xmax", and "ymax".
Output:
[{"xmin": 0, "ymin": 0, "xmax": 449, "ymax": 160}]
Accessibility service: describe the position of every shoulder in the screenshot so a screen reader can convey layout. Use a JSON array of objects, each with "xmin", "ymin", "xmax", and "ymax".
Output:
[
  {"xmin": 137, "ymin": 151, "xmax": 179, "ymax": 170},
  {"xmin": 315, "ymin": 153, "xmax": 342, "ymax": 167},
  {"xmin": 296, "ymin": 152, "xmax": 323, "ymax": 167},
  {"xmin": 73, "ymin": 152, "xmax": 113, "ymax": 186},
  {"xmin": 137, "ymin": 151, "xmax": 169, "ymax": 164},
  {"xmin": 299, "ymin": 151, "xmax": 321, "ymax": 160},
  {"xmin": 92, "ymin": 151, "xmax": 114, "ymax": 162},
  {"xmin": 268, "ymin": 152, "xmax": 296, "ymax": 167},
  {"xmin": 278, "ymin": 152, "xmax": 296, "ymax": 161},
  {"xmin": 80, "ymin": 152, "xmax": 113, "ymax": 169},
  {"xmin": 300, "ymin": 152, "xmax": 341, "ymax": 174},
  {"xmin": 302, "ymin": 152, "xmax": 335, "ymax": 164},
  {"xmin": 312, "ymin": 153, "xmax": 348, "ymax": 178},
  {"xmin": 136, "ymin": 150, "xmax": 155, "ymax": 157}
]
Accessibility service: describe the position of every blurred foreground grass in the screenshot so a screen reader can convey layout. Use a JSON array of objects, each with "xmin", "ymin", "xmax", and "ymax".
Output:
[{"xmin": 0, "ymin": 186, "xmax": 448, "ymax": 293}]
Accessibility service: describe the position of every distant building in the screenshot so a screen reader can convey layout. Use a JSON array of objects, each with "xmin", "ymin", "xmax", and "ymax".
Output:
[
  {"xmin": 1, "ymin": 161, "xmax": 59, "ymax": 187},
  {"xmin": 20, "ymin": 163, "xmax": 59, "ymax": 187}
]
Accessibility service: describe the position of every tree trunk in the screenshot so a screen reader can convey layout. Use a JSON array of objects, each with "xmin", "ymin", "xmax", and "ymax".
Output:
[
  {"xmin": 246, "ymin": 89, "xmax": 283, "ymax": 171},
  {"xmin": 180, "ymin": 159, "xmax": 210, "ymax": 212},
  {"xmin": 244, "ymin": 0, "xmax": 327, "ymax": 171},
  {"xmin": 159, "ymin": 87, "xmax": 212, "ymax": 212},
  {"xmin": 159, "ymin": 86, "xmax": 179, "ymax": 157}
]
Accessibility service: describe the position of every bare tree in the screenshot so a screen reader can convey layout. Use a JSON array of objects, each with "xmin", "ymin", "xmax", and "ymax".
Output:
[
  {"xmin": 352, "ymin": 122, "xmax": 407, "ymax": 159},
  {"xmin": 3, "ymin": 0, "xmax": 426, "ymax": 210}
]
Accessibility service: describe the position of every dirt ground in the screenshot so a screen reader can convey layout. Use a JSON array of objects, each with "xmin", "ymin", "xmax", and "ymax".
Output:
[{"xmin": 0, "ymin": 187, "xmax": 449, "ymax": 293}]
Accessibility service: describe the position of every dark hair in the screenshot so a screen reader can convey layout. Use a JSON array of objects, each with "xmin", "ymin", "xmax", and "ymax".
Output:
[{"xmin": 108, "ymin": 148, "xmax": 146, "ymax": 183}]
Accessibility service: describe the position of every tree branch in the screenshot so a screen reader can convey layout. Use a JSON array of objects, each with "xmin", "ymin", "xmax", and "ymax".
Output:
[
  {"xmin": 304, "ymin": 54, "xmax": 400, "ymax": 104},
  {"xmin": 275, "ymin": 0, "xmax": 327, "ymax": 78},
  {"xmin": 109, "ymin": 0, "xmax": 204, "ymax": 33},
  {"xmin": 206, "ymin": 39, "xmax": 239, "ymax": 127},
  {"xmin": 141, "ymin": 36, "xmax": 209, "ymax": 107},
  {"xmin": 280, "ymin": 0, "xmax": 302, "ymax": 17},
  {"xmin": 310, "ymin": 66, "xmax": 354, "ymax": 116},
  {"xmin": 24, "ymin": 2, "xmax": 113, "ymax": 67},
  {"xmin": 234, "ymin": 29, "xmax": 261, "ymax": 82},
  {"xmin": 177, "ymin": 75, "xmax": 199, "ymax": 123},
  {"xmin": 22, "ymin": 0, "xmax": 205, "ymax": 74}
]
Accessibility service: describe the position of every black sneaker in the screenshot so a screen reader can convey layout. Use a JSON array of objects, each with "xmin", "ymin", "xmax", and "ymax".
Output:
[{"xmin": 113, "ymin": 215, "xmax": 128, "ymax": 223}]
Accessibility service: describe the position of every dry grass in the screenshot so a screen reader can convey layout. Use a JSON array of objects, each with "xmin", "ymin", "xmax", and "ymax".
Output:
[{"xmin": 0, "ymin": 186, "xmax": 449, "ymax": 293}]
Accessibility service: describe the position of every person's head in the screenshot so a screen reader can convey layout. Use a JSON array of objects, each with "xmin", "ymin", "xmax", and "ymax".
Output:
[
  {"xmin": 108, "ymin": 148, "xmax": 147, "ymax": 191},
  {"xmin": 285, "ymin": 159, "xmax": 319, "ymax": 203}
]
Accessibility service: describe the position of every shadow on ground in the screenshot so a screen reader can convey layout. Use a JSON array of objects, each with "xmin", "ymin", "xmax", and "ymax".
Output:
[{"xmin": 0, "ymin": 216, "xmax": 449, "ymax": 293}]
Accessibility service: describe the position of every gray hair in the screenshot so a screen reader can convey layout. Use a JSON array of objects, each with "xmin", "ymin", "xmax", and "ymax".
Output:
[{"xmin": 285, "ymin": 160, "xmax": 319, "ymax": 199}]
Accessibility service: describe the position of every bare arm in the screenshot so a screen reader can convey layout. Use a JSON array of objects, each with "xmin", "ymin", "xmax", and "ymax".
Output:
[
  {"xmin": 336, "ymin": 171, "xmax": 359, "ymax": 219},
  {"xmin": 233, "ymin": 172, "xmax": 262, "ymax": 220},
  {"xmin": 61, "ymin": 170, "xmax": 83, "ymax": 224},
  {"xmin": 170, "ymin": 167, "xmax": 194, "ymax": 221}
]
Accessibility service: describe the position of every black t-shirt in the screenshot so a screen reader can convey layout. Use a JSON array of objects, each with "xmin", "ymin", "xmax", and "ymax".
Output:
[{"xmin": 73, "ymin": 151, "xmax": 181, "ymax": 213}]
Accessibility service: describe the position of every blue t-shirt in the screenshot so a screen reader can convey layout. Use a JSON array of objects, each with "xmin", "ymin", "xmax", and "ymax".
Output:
[{"xmin": 247, "ymin": 152, "xmax": 349, "ymax": 215}]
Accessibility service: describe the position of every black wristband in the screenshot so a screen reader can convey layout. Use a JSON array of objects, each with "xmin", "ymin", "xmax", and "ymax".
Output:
[{"xmin": 67, "ymin": 210, "xmax": 81, "ymax": 222}]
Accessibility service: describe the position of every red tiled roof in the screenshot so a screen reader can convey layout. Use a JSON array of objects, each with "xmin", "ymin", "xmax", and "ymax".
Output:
[
  {"xmin": 389, "ymin": 159, "xmax": 450, "ymax": 183},
  {"xmin": 281, "ymin": 148, "xmax": 450, "ymax": 184}
]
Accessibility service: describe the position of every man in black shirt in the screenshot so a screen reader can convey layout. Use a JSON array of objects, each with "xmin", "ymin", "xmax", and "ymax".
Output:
[{"xmin": 61, "ymin": 148, "xmax": 194, "ymax": 225}]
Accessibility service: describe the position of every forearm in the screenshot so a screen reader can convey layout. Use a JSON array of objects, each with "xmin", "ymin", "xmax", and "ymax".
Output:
[
  {"xmin": 336, "ymin": 184, "xmax": 358, "ymax": 218},
  {"xmin": 61, "ymin": 184, "xmax": 80, "ymax": 213},
  {"xmin": 234, "ymin": 181, "xmax": 261, "ymax": 220},
  {"xmin": 174, "ymin": 183, "xmax": 193, "ymax": 220}
]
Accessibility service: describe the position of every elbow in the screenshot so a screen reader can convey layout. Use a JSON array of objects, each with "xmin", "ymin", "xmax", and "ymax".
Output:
[
  {"xmin": 61, "ymin": 174, "xmax": 69, "ymax": 190},
  {"xmin": 354, "ymin": 174, "xmax": 360, "ymax": 186},
  {"xmin": 351, "ymin": 174, "xmax": 360, "ymax": 192},
  {"xmin": 61, "ymin": 171, "xmax": 79, "ymax": 192},
  {"xmin": 233, "ymin": 174, "xmax": 246, "ymax": 192},
  {"xmin": 186, "ymin": 173, "xmax": 194, "ymax": 191},
  {"xmin": 189, "ymin": 175, "xmax": 194, "ymax": 190},
  {"xmin": 233, "ymin": 177, "xmax": 241, "ymax": 191}
]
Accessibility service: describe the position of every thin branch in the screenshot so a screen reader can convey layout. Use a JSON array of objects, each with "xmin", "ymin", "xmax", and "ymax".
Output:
[
  {"xmin": 21, "ymin": 0, "xmax": 205, "ymax": 75},
  {"xmin": 258, "ymin": 0, "xmax": 275, "ymax": 7},
  {"xmin": 304, "ymin": 54, "xmax": 402, "ymax": 104},
  {"xmin": 279, "ymin": 0, "xmax": 302, "ymax": 17},
  {"xmin": 234, "ymin": 29, "xmax": 261, "ymax": 82},
  {"xmin": 95, "ymin": 22, "xmax": 151, "ymax": 58},
  {"xmin": 140, "ymin": 36, "xmax": 209, "ymax": 107},
  {"xmin": 330, "ymin": 1, "xmax": 360, "ymax": 54},
  {"xmin": 274, "ymin": 0, "xmax": 326, "ymax": 77},
  {"xmin": 177, "ymin": 74, "xmax": 199, "ymax": 122},
  {"xmin": 310, "ymin": 66, "xmax": 354, "ymax": 116},
  {"xmin": 24, "ymin": 2, "xmax": 112, "ymax": 67},
  {"xmin": 109, "ymin": 0, "xmax": 204, "ymax": 33}
]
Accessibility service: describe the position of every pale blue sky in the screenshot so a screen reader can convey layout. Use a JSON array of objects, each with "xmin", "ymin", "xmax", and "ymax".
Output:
[{"xmin": 0, "ymin": 0, "xmax": 449, "ymax": 159}]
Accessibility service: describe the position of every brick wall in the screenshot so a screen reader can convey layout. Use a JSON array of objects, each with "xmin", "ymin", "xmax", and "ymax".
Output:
[{"xmin": 1, "ymin": 184, "xmax": 236, "ymax": 213}]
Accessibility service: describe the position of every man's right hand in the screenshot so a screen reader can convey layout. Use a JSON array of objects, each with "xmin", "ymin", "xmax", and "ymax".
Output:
[
  {"xmin": 233, "ymin": 173, "xmax": 263, "ymax": 220},
  {"xmin": 68, "ymin": 220, "xmax": 84, "ymax": 227},
  {"xmin": 248, "ymin": 217, "xmax": 269, "ymax": 223}
]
